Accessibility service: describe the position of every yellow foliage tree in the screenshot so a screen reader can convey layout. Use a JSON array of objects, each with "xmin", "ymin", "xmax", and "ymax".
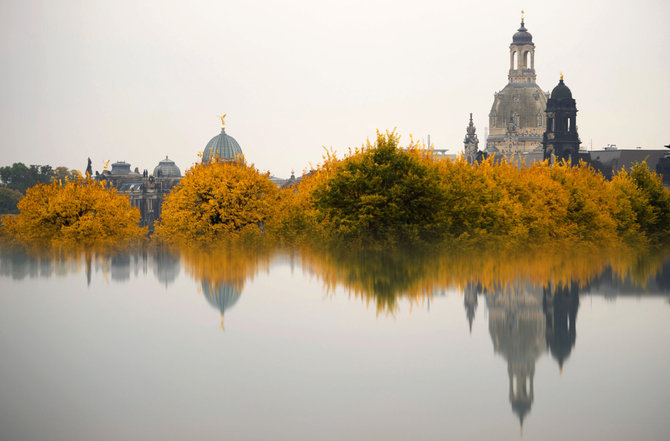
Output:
[
  {"xmin": 154, "ymin": 159, "xmax": 279, "ymax": 245},
  {"xmin": 270, "ymin": 130, "xmax": 670, "ymax": 248},
  {"xmin": 1, "ymin": 175, "xmax": 146, "ymax": 246}
]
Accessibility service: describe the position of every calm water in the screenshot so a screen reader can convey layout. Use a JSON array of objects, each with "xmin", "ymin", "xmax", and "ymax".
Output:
[{"xmin": 0, "ymin": 245, "xmax": 669, "ymax": 441}]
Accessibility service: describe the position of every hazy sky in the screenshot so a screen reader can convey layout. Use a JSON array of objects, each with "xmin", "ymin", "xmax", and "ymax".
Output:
[{"xmin": 1, "ymin": 0, "xmax": 668, "ymax": 177}]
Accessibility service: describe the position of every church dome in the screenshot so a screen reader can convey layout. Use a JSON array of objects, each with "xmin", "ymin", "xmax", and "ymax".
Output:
[
  {"xmin": 512, "ymin": 21, "xmax": 533, "ymax": 46},
  {"xmin": 203, "ymin": 116, "xmax": 243, "ymax": 163},
  {"xmin": 202, "ymin": 281, "xmax": 241, "ymax": 315},
  {"xmin": 550, "ymin": 78, "xmax": 573, "ymax": 101},
  {"xmin": 153, "ymin": 156, "xmax": 181, "ymax": 178}
]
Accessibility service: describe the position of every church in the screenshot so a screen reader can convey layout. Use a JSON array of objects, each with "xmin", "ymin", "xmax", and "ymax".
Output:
[{"xmin": 486, "ymin": 14, "xmax": 549, "ymax": 155}]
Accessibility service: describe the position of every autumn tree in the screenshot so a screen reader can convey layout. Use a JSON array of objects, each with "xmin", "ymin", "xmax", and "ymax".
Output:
[
  {"xmin": 312, "ymin": 131, "xmax": 449, "ymax": 245},
  {"xmin": 1, "ymin": 175, "xmax": 146, "ymax": 245},
  {"xmin": 612, "ymin": 162, "xmax": 670, "ymax": 244},
  {"xmin": 154, "ymin": 159, "xmax": 279, "ymax": 245}
]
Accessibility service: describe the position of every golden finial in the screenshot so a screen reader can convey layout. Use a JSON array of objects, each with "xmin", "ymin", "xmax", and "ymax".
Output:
[
  {"xmin": 521, "ymin": 10, "xmax": 524, "ymax": 21},
  {"xmin": 220, "ymin": 114, "xmax": 227, "ymax": 129},
  {"xmin": 560, "ymin": 72, "xmax": 564, "ymax": 81},
  {"xmin": 103, "ymin": 160, "xmax": 110, "ymax": 171}
]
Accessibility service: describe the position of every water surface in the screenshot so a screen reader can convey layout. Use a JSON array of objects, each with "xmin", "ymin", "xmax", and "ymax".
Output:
[{"xmin": 0, "ymin": 245, "xmax": 668, "ymax": 440}]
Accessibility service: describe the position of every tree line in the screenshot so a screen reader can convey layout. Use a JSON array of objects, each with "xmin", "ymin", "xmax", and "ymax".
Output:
[
  {"xmin": 0, "ymin": 163, "xmax": 75, "ymax": 214},
  {"xmin": 2, "ymin": 132, "xmax": 669, "ymax": 249}
]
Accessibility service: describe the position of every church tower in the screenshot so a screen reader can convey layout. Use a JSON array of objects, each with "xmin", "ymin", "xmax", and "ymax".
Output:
[
  {"xmin": 542, "ymin": 74, "xmax": 581, "ymax": 162},
  {"xmin": 463, "ymin": 113, "xmax": 479, "ymax": 164},
  {"xmin": 487, "ymin": 13, "xmax": 548, "ymax": 154}
]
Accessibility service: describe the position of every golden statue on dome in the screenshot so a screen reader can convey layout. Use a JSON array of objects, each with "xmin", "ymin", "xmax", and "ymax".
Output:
[{"xmin": 220, "ymin": 114, "xmax": 226, "ymax": 129}]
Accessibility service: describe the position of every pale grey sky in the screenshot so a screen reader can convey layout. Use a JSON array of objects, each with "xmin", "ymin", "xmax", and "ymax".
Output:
[{"xmin": 1, "ymin": 0, "xmax": 668, "ymax": 178}]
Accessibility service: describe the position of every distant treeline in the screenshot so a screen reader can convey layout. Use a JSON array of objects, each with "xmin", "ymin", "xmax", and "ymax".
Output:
[{"xmin": 0, "ymin": 163, "xmax": 75, "ymax": 214}]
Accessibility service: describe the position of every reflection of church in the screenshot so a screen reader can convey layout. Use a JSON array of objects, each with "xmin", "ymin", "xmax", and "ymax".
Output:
[
  {"xmin": 485, "ymin": 283, "xmax": 547, "ymax": 426},
  {"xmin": 544, "ymin": 282, "xmax": 579, "ymax": 369},
  {"xmin": 465, "ymin": 280, "xmax": 581, "ymax": 426}
]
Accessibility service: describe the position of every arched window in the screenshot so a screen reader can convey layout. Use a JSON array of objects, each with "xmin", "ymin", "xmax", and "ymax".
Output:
[
  {"xmin": 492, "ymin": 112, "xmax": 497, "ymax": 128},
  {"xmin": 537, "ymin": 113, "xmax": 543, "ymax": 127},
  {"xmin": 522, "ymin": 51, "xmax": 529, "ymax": 69},
  {"xmin": 512, "ymin": 51, "xmax": 518, "ymax": 70}
]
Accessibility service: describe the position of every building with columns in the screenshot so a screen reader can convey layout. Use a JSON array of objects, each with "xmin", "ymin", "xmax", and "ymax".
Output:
[
  {"xmin": 542, "ymin": 75, "xmax": 582, "ymax": 162},
  {"xmin": 486, "ymin": 15, "xmax": 549, "ymax": 154}
]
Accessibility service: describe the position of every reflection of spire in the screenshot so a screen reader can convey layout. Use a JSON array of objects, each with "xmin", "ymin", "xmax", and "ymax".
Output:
[
  {"xmin": 463, "ymin": 283, "xmax": 479, "ymax": 333},
  {"xmin": 85, "ymin": 252, "xmax": 92, "ymax": 287}
]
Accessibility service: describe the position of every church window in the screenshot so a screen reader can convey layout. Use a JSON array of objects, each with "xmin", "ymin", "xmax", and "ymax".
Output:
[{"xmin": 537, "ymin": 113, "xmax": 543, "ymax": 127}]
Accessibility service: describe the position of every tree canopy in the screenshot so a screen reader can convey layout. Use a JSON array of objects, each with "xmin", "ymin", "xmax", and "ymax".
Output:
[
  {"xmin": 0, "ymin": 163, "xmax": 54, "ymax": 194},
  {"xmin": 1, "ymin": 175, "xmax": 146, "ymax": 245},
  {"xmin": 154, "ymin": 159, "xmax": 279, "ymax": 245},
  {"xmin": 312, "ymin": 130, "xmax": 448, "ymax": 245},
  {"xmin": 0, "ymin": 187, "xmax": 23, "ymax": 215}
]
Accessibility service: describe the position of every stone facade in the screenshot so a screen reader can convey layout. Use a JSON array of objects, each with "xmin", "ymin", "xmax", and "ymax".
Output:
[
  {"xmin": 97, "ymin": 158, "xmax": 181, "ymax": 231},
  {"xmin": 487, "ymin": 18, "xmax": 549, "ymax": 154},
  {"xmin": 463, "ymin": 113, "xmax": 480, "ymax": 164},
  {"xmin": 542, "ymin": 76, "xmax": 581, "ymax": 162}
]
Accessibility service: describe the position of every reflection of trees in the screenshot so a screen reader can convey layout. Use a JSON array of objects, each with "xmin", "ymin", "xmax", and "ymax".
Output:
[
  {"xmin": 299, "ymin": 247, "xmax": 443, "ymax": 314},
  {"xmin": 298, "ymin": 245, "xmax": 669, "ymax": 315},
  {"xmin": 297, "ymin": 245, "xmax": 670, "ymax": 427}
]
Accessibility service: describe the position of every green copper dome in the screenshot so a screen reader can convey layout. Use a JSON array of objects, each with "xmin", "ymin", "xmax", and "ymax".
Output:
[
  {"xmin": 153, "ymin": 156, "xmax": 181, "ymax": 177},
  {"xmin": 203, "ymin": 128, "xmax": 243, "ymax": 163}
]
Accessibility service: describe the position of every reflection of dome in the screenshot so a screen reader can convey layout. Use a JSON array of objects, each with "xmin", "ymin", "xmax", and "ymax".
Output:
[
  {"xmin": 512, "ymin": 21, "xmax": 533, "ymax": 46},
  {"xmin": 201, "ymin": 280, "xmax": 242, "ymax": 326},
  {"xmin": 153, "ymin": 156, "xmax": 181, "ymax": 178},
  {"xmin": 203, "ymin": 129, "xmax": 243, "ymax": 163}
]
